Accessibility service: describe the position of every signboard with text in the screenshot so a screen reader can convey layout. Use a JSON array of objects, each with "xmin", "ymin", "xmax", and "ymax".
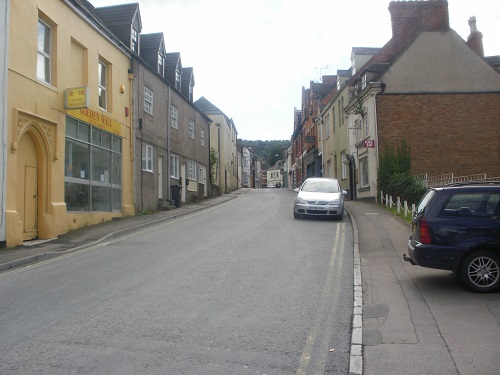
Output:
[
  {"xmin": 64, "ymin": 87, "xmax": 89, "ymax": 109},
  {"xmin": 364, "ymin": 139, "xmax": 375, "ymax": 148},
  {"xmin": 66, "ymin": 108, "xmax": 121, "ymax": 136}
]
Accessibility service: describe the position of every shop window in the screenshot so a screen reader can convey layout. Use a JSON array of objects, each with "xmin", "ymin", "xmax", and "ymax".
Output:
[{"xmin": 64, "ymin": 116, "xmax": 122, "ymax": 212}]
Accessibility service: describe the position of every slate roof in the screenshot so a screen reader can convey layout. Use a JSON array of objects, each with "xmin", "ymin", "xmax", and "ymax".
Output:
[
  {"xmin": 140, "ymin": 32, "xmax": 163, "ymax": 51},
  {"xmin": 93, "ymin": 3, "xmax": 140, "ymax": 28},
  {"xmin": 165, "ymin": 52, "xmax": 181, "ymax": 67}
]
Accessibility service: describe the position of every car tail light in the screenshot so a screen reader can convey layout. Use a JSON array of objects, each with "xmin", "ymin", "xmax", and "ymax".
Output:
[{"xmin": 419, "ymin": 218, "xmax": 431, "ymax": 244}]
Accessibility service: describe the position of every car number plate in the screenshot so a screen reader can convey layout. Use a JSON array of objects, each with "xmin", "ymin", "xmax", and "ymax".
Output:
[{"xmin": 310, "ymin": 206, "xmax": 325, "ymax": 210}]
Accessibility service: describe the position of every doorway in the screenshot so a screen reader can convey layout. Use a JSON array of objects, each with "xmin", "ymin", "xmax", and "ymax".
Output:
[{"xmin": 18, "ymin": 134, "xmax": 38, "ymax": 240}]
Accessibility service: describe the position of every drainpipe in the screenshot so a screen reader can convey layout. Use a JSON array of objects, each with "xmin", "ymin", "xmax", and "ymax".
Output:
[
  {"xmin": 0, "ymin": 0, "xmax": 9, "ymax": 245},
  {"xmin": 371, "ymin": 82, "xmax": 385, "ymax": 203},
  {"xmin": 167, "ymin": 86, "xmax": 171, "ymax": 201}
]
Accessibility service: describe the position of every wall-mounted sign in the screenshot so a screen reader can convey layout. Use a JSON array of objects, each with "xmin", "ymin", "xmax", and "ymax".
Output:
[
  {"xmin": 64, "ymin": 87, "xmax": 89, "ymax": 109},
  {"xmin": 364, "ymin": 139, "xmax": 375, "ymax": 148},
  {"xmin": 67, "ymin": 108, "xmax": 121, "ymax": 136},
  {"xmin": 305, "ymin": 136, "xmax": 316, "ymax": 143}
]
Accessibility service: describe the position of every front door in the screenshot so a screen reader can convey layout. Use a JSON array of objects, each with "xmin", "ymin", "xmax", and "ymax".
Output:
[
  {"xmin": 158, "ymin": 156, "xmax": 163, "ymax": 199},
  {"xmin": 19, "ymin": 135, "xmax": 38, "ymax": 240}
]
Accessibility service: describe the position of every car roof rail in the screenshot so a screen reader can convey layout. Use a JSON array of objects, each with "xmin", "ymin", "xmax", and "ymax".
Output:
[{"xmin": 446, "ymin": 181, "xmax": 500, "ymax": 187}]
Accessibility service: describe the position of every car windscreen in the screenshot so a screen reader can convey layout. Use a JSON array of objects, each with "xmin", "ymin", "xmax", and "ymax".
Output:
[{"xmin": 302, "ymin": 180, "xmax": 339, "ymax": 193}]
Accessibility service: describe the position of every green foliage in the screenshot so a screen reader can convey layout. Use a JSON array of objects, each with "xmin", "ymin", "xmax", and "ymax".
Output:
[
  {"xmin": 242, "ymin": 139, "xmax": 290, "ymax": 167},
  {"xmin": 378, "ymin": 139, "xmax": 426, "ymax": 204},
  {"xmin": 209, "ymin": 147, "xmax": 218, "ymax": 184}
]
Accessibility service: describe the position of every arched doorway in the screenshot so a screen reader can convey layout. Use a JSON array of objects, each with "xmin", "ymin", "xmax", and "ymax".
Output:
[{"xmin": 17, "ymin": 134, "xmax": 38, "ymax": 240}]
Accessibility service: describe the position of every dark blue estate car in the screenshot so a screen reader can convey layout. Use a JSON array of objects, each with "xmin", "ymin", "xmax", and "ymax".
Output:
[{"xmin": 404, "ymin": 183, "xmax": 500, "ymax": 293}]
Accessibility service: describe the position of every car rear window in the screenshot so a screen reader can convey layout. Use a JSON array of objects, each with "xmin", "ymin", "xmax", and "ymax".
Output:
[
  {"xmin": 441, "ymin": 192, "xmax": 500, "ymax": 218},
  {"xmin": 416, "ymin": 189, "xmax": 435, "ymax": 215}
]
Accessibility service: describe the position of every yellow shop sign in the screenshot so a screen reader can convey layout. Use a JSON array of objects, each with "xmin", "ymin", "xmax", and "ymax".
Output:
[
  {"xmin": 67, "ymin": 108, "xmax": 121, "ymax": 136},
  {"xmin": 65, "ymin": 87, "xmax": 89, "ymax": 109}
]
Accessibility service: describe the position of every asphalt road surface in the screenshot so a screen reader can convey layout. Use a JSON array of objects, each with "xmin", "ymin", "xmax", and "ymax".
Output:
[{"xmin": 0, "ymin": 189, "xmax": 354, "ymax": 374}]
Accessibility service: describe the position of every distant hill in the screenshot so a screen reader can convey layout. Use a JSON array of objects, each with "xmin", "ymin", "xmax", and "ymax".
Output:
[{"xmin": 241, "ymin": 140, "xmax": 291, "ymax": 168}]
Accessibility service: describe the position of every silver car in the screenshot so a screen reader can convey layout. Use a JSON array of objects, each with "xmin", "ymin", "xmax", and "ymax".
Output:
[{"xmin": 293, "ymin": 178, "xmax": 347, "ymax": 220}]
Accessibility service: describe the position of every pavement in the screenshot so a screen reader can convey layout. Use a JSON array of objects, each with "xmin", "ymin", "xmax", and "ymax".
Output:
[{"xmin": 1, "ymin": 189, "xmax": 497, "ymax": 374}]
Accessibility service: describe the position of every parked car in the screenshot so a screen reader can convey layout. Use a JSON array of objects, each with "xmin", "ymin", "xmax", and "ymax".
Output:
[
  {"xmin": 267, "ymin": 182, "xmax": 275, "ymax": 188},
  {"xmin": 404, "ymin": 182, "xmax": 500, "ymax": 293},
  {"xmin": 293, "ymin": 178, "xmax": 347, "ymax": 220}
]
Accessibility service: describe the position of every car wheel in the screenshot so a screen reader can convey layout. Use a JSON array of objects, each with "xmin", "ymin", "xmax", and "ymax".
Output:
[
  {"xmin": 459, "ymin": 250, "xmax": 500, "ymax": 293},
  {"xmin": 293, "ymin": 211, "xmax": 300, "ymax": 219}
]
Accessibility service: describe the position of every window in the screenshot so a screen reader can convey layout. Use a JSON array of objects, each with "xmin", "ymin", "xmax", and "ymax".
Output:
[
  {"xmin": 37, "ymin": 20, "xmax": 52, "ymax": 84},
  {"xmin": 64, "ymin": 116, "xmax": 122, "ymax": 212},
  {"xmin": 144, "ymin": 87, "xmax": 153, "ymax": 115},
  {"xmin": 142, "ymin": 143, "xmax": 153, "ymax": 172},
  {"xmin": 361, "ymin": 74, "xmax": 367, "ymax": 90},
  {"xmin": 175, "ymin": 69, "xmax": 181, "ymax": 89},
  {"xmin": 170, "ymin": 154, "xmax": 179, "ymax": 178},
  {"xmin": 189, "ymin": 119, "xmax": 195, "ymax": 139},
  {"xmin": 340, "ymin": 97, "xmax": 344, "ymax": 126},
  {"xmin": 341, "ymin": 151, "xmax": 347, "ymax": 180},
  {"xmin": 324, "ymin": 113, "xmax": 331, "ymax": 138},
  {"xmin": 360, "ymin": 158, "xmax": 369, "ymax": 187},
  {"xmin": 98, "ymin": 61, "xmax": 107, "ymax": 110},
  {"xmin": 158, "ymin": 53, "xmax": 164, "ymax": 76},
  {"xmin": 363, "ymin": 115, "xmax": 369, "ymax": 137},
  {"xmin": 201, "ymin": 129, "xmax": 205, "ymax": 146},
  {"xmin": 171, "ymin": 105, "xmax": 178, "ymax": 129},
  {"xmin": 131, "ymin": 27, "xmax": 138, "ymax": 54},
  {"xmin": 187, "ymin": 160, "xmax": 197, "ymax": 180}
]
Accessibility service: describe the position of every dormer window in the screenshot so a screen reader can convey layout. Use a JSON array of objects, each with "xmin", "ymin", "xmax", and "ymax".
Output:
[
  {"xmin": 189, "ymin": 83, "xmax": 193, "ymax": 101},
  {"xmin": 158, "ymin": 53, "xmax": 164, "ymax": 77},
  {"xmin": 175, "ymin": 69, "xmax": 181, "ymax": 90},
  {"xmin": 131, "ymin": 27, "xmax": 138, "ymax": 54},
  {"xmin": 361, "ymin": 74, "xmax": 367, "ymax": 90}
]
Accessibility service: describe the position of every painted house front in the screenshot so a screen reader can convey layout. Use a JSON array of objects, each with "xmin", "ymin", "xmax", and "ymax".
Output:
[{"xmin": 6, "ymin": 0, "xmax": 134, "ymax": 247}]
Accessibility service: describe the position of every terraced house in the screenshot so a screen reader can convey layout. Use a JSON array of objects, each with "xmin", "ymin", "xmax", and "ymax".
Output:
[
  {"xmin": 5, "ymin": 0, "xmax": 134, "ymax": 247},
  {"xmin": 4, "ymin": 0, "xmax": 213, "ymax": 247}
]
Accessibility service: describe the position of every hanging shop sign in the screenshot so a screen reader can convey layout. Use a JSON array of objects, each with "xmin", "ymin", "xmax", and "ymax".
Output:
[
  {"xmin": 64, "ymin": 87, "xmax": 89, "ymax": 109},
  {"xmin": 67, "ymin": 108, "xmax": 121, "ymax": 136},
  {"xmin": 364, "ymin": 139, "xmax": 375, "ymax": 148}
]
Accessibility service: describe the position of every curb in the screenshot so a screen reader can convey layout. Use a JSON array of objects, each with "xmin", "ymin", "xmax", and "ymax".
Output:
[
  {"xmin": 346, "ymin": 207, "xmax": 363, "ymax": 375},
  {"xmin": 0, "ymin": 193, "xmax": 243, "ymax": 273}
]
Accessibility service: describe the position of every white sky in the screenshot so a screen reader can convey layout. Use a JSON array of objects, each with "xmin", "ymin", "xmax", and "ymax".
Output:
[{"xmin": 90, "ymin": 0, "xmax": 499, "ymax": 141}]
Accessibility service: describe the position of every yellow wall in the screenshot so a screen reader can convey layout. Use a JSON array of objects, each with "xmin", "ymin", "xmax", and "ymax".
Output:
[{"xmin": 7, "ymin": 0, "xmax": 134, "ymax": 247}]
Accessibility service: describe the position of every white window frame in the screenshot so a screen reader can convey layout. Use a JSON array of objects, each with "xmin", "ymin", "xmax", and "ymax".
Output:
[
  {"xmin": 170, "ymin": 154, "xmax": 179, "ymax": 178},
  {"xmin": 142, "ymin": 143, "xmax": 153, "ymax": 172},
  {"xmin": 341, "ymin": 151, "xmax": 347, "ymax": 180},
  {"xmin": 200, "ymin": 129, "xmax": 205, "ymax": 146},
  {"xmin": 131, "ymin": 26, "xmax": 138, "ymax": 53},
  {"xmin": 360, "ymin": 158, "xmax": 369, "ymax": 187},
  {"xmin": 98, "ymin": 61, "xmax": 108, "ymax": 111},
  {"xmin": 187, "ymin": 160, "xmax": 197, "ymax": 180},
  {"xmin": 171, "ymin": 105, "xmax": 178, "ymax": 129},
  {"xmin": 158, "ymin": 53, "xmax": 164, "ymax": 76},
  {"xmin": 189, "ymin": 119, "xmax": 195, "ymax": 139},
  {"xmin": 37, "ymin": 20, "xmax": 52, "ymax": 84},
  {"xmin": 144, "ymin": 87, "xmax": 153, "ymax": 115}
]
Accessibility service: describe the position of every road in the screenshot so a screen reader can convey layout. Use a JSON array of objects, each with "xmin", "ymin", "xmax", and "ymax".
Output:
[{"xmin": 0, "ymin": 188, "xmax": 354, "ymax": 374}]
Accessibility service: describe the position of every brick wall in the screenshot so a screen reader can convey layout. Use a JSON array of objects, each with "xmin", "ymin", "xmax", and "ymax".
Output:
[{"xmin": 376, "ymin": 93, "xmax": 500, "ymax": 178}]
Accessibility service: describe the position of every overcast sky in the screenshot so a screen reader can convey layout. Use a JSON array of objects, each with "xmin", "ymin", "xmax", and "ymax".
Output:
[{"xmin": 90, "ymin": 0, "xmax": 499, "ymax": 141}]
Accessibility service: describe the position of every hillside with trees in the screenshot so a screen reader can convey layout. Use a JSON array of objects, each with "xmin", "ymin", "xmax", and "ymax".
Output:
[{"xmin": 241, "ymin": 140, "xmax": 291, "ymax": 168}]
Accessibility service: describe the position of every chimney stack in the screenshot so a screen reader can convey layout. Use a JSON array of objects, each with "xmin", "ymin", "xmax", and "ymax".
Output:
[
  {"xmin": 389, "ymin": 1, "xmax": 450, "ymax": 46},
  {"xmin": 467, "ymin": 16, "xmax": 484, "ymax": 57}
]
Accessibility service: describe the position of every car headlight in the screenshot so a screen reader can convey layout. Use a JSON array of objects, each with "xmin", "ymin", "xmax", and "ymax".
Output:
[
  {"xmin": 328, "ymin": 199, "xmax": 340, "ymax": 205},
  {"xmin": 295, "ymin": 197, "xmax": 307, "ymax": 204}
]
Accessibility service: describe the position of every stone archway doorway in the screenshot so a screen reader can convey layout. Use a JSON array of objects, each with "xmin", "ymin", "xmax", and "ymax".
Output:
[{"xmin": 18, "ymin": 134, "xmax": 38, "ymax": 240}]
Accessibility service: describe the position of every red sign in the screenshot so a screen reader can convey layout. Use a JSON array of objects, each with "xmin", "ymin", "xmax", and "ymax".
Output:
[{"xmin": 364, "ymin": 139, "xmax": 375, "ymax": 148}]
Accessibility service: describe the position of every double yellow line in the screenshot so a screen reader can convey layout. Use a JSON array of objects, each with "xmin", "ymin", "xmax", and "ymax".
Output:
[{"xmin": 296, "ymin": 223, "xmax": 346, "ymax": 375}]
